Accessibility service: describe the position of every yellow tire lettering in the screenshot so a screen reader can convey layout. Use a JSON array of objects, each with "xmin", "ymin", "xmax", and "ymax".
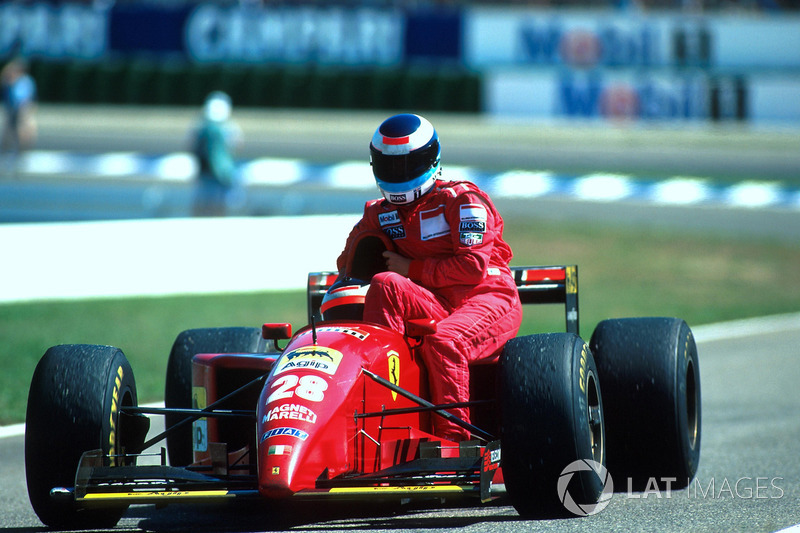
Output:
[
  {"xmin": 579, "ymin": 345, "xmax": 588, "ymax": 394},
  {"xmin": 108, "ymin": 365, "xmax": 124, "ymax": 465}
]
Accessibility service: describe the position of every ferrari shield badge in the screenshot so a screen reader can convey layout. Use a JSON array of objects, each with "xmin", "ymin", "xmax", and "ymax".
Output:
[{"xmin": 387, "ymin": 351, "xmax": 400, "ymax": 401}]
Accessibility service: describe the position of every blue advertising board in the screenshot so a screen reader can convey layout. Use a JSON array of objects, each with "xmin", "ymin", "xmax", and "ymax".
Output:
[
  {"xmin": 182, "ymin": 5, "xmax": 404, "ymax": 65},
  {"xmin": 108, "ymin": 4, "xmax": 191, "ymax": 55},
  {"xmin": 1, "ymin": 2, "xmax": 461, "ymax": 66},
  {"xmin": 0, "ymin": 3, "xmax": 108, "ymax": 59}
]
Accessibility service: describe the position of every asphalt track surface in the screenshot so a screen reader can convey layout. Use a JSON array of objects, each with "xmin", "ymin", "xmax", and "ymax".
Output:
[
  {"xmin": 2, "ymin": 317, "xmax": 800, "ymax": 532},
  {"xmin": 27, "ymin": 106, "xmax": 800, "ymax": 181},
  {"xmin": 2, "ymin": 107, "xmax": 799, "ymax": 531}
]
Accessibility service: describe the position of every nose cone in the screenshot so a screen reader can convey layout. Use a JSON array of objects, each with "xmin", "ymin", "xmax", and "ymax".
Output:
[{"xmin": 257, "ymin": 427, "xmax": 308, "ymax": 499}]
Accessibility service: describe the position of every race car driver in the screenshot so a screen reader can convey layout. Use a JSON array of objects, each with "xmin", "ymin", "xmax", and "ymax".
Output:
[{"xmin": 335, "ymin": 113, "xmax": 523, "ymax": 442}]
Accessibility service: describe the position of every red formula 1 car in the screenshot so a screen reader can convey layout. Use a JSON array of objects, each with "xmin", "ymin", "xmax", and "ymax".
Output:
[{"xmin": 25, "ymin": 265, "xmax": 701, "ymax": 529}]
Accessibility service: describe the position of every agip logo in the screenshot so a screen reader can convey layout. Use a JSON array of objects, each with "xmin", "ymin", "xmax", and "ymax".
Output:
[{"xmin": 274, "ymin": 346, "xmax": 343, "ymax": 376}]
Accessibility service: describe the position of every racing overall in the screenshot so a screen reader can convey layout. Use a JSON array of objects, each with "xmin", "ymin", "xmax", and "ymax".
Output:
[{"xmin": 337, "ymin": 179, "xmax": 523, "ymax": 441}]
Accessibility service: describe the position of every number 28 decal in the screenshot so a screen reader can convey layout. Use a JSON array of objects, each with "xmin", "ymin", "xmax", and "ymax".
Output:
[{"xmin": 267, "ymin": 374, "xmax": 328, "ymax": 404}]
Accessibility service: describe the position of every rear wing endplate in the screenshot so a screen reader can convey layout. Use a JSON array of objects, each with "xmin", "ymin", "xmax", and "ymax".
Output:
[{"xmin": 307, "ymin": 265, "xmax": 579, "ymax": 335}]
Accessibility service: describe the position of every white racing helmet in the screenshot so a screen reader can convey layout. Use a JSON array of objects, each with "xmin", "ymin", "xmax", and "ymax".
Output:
[
  {"xmin": 370, "ymin": 114, "xmax": 441, "ymax": 205},
  {"xmin": 320, "ymin": 277, "xmax": 370, "ymax": 321}
]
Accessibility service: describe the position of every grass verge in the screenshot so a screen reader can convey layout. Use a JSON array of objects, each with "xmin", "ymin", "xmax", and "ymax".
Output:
[{"xmin": 2, "ymin": 215, "xmax": 798, "ymax": 425}]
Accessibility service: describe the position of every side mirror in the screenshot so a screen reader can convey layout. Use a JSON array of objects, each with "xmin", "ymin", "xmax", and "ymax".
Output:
[
  {"xmin": 262, "ymin": 323, "xmax": 292, "ymax": 340},
  {"xmin": 405, "ymin": 318, "xmax": 437, "ymax": 338}
]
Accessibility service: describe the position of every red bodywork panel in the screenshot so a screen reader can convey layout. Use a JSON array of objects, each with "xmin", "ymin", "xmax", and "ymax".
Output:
[
  {"xmin": 256, "ymin": 321, "xmax": 433, "ymax": 498},
  {"xmin": 191, "ymin": 320, "xmax": 444, "ymax": 499},
  {"xmin": 187, "ymin": 266, "xmax": 579, "ymax": 501}
]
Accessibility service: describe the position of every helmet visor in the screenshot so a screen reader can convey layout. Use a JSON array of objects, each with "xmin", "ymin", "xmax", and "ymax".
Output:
[{"xmin": 370, "ymin": 139, "xmax": 440, "ymax": 184}]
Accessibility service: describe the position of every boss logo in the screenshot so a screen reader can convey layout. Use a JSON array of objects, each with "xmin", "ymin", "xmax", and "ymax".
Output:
[
  {"xmin": 383, "ymin": 225, "xmax": 406, "ymax": 240},
  {"xmin": 390, "ymin": 194, "xmax": 407, "ymax": 203},
  {"xmin": 459, "ymin": 221, "xmax": 486, "ymax": 233}
]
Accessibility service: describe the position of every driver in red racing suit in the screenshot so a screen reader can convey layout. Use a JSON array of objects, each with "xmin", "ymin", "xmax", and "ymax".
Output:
[{"xmin": 335, "ymin": 114, "xmax": 522, "ymax": 442}]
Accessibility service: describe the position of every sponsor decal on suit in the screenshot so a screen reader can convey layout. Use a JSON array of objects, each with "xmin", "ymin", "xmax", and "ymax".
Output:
[
  {"xmin": 420, "ymin": 205, "xmax": 449, "ymax": 241},
  {"xmin": 459, "ymin": 220, "xmax": 486, "ymax": 232},
  {"xmin": 460, "ymin": 232, "xmax": 484, "ymax": 246},
  {"xmin": 459, "ymin": 203, "xmax": 487, "ymax": 222},
  {"xmin": 383, "ymin": 225, "xmax": 406, "ymax": 240},
  {"xmin": 378, "ymin": 210, "xmax": 400, "ymax": 226}
]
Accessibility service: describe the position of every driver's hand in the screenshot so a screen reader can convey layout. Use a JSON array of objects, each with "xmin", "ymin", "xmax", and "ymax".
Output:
[{"xmin": 383, "ymin": 251, "xmax": 411, "ymax": 277}]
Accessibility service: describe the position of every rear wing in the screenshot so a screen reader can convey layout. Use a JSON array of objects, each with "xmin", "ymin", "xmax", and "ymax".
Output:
[{"xmin": 307, "ymin": 265, "xmax": 579, "ymax": 335}]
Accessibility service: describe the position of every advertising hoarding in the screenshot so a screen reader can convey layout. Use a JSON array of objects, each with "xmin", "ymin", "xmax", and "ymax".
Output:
[
  {"xmin": 486, "ymin": 68, "xmax": 800, "ymax": 124},
  {"xmin": 464, "ymin": 8, "xmax": 800, "ymax": 70}
]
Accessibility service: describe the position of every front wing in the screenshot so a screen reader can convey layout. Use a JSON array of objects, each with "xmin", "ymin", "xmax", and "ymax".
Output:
[{"xmin": 58, "ymin": 441, "xmax": 504, "ymax": 508}]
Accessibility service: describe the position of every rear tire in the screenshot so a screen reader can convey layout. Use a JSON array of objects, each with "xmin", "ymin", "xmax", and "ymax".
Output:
[
  {"xmin": 25, "ymin": 344, "xmax": 140, "ymax": 529},
  {"xmin": 590, "ymin": 317, "xmax": 701, "ymax": 490},
  {"xmin": 501, "ymin": 333, "xmax": 608, "ymax": 517},
  {"xmin": 164, "ymin": 327, "xmax": 265, "ymax": 466}
]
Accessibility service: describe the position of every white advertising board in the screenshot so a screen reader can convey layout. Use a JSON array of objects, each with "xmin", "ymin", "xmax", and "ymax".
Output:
[
  {"xmin": 749, "ymin": 76, "xmax": 800, "ymax": 124},
  {"xmin": 465, "ymin": 8, "xmax": 800, "ymax": 70},
  {"xmin": 485, "ymin": 68, "xmax": 800, "ymax": 124}
]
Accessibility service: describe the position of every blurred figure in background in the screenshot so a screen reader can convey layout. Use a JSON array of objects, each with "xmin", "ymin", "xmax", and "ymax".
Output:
[
  {"xmin": 1, "ymin": 57, "xmax": 37, "ymax": 177},
  {"xmin": 190, "ymin": 91, "xmax": 243, "ymax": 216}
]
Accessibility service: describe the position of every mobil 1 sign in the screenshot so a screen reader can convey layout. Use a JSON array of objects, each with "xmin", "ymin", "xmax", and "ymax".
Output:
[
  {"xmin": 485, "ymin": 70, "xmax": 747, "ymax": 122},
  {"xmin": 464, "ymin": 8, "xmax": 800, "ymax": 70},
  {"xmin": 464, "ymin": 8, "xmax": 709, "ymax": 69}
]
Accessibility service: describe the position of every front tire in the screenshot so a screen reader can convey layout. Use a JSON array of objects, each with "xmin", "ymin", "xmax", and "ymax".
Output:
[
  {"xmin": 501, "ymin": 333, "xmax": 607, "ymax": 517},
  {"xmin": 164, "ymin": 327, "xmax": 265, "ymax": 466},
  {"xmin": 25, "ymin": 344, "xmax": 141, "ymax": 529},
  {"xmin": 590, "ymin": 317, "xmax": 701, "ymax": 490}
]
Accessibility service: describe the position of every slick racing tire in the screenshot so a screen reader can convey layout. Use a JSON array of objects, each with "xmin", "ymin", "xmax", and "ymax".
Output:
[
  {"xmin": 25, "ymin": 344, "xmax": 143, "ymax": 529},
  {"xmin": 590, "ymin": 317, "xmax": 701, "ymax": 490},
  {"xmin": 501, "ymin": 333, "xmax": 607, "ymax": 518},
  {"xmin": 165, "ymin": 327, "xmax": 265, "ymax": 466}
]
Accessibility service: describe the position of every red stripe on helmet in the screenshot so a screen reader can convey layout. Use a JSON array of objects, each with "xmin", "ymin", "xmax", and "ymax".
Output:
[
  {"xmin": 382, "ymin": 135, "xmax": 410, "ymax": 146},
  {"xmin": 320, "ymin": 294, "xmax": 366, "ymax": 313}
]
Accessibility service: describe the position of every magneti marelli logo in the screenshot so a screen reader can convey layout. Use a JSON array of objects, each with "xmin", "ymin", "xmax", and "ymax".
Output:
[{"xmin": 557, "ymin": 459, "xmax": 614, "ymax": 516}]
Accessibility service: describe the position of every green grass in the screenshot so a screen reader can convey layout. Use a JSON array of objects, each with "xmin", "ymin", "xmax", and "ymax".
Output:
[{"xmin": 2, "ymin": 216, "xmax": 799, "ymax": 425}]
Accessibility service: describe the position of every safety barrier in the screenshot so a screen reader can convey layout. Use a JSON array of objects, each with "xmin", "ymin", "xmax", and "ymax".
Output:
[{"xmin": 27, "ymin": 59, "xmax": 481, "ymax": 112}]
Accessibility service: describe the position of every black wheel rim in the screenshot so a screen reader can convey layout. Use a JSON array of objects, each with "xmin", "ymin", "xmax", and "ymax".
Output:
[{"xmin": 586, "ymin": 369, "xmax": 604, "ymax": 464}]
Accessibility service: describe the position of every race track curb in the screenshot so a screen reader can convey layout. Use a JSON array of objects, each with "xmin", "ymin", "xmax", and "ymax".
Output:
[{"xmin": 8, "ymin": 150, "xmax": 800, "ymax": 212}]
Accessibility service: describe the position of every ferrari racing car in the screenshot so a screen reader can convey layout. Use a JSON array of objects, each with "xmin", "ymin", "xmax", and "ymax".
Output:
[{"xmin": 25, "ymin": 264, "xmax": 701, "ymax": 528}]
